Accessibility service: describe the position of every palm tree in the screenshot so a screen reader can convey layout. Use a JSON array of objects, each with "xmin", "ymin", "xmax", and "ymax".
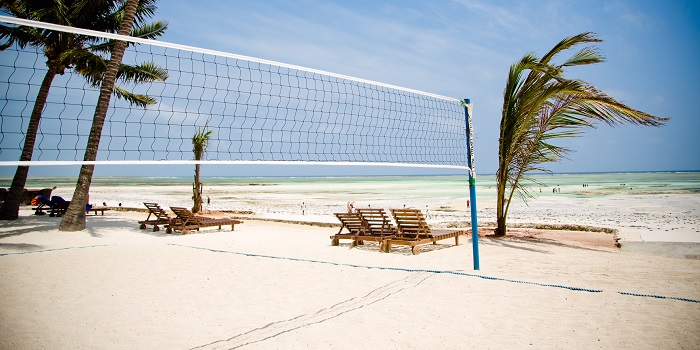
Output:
[
  {"xmin": 495, "ymin": 32, "xmax": 668, "ymax": 236},
  {"xmin": 0, "ymin": 0, "xmax": 167, "ymax": 220},
  {"xmin": 59, "ymin": 0, "xmax": 144, "ymax": 231},
  {"xmin": 191, "ymin": 124, "xmax": 213, "ymax": 214}
]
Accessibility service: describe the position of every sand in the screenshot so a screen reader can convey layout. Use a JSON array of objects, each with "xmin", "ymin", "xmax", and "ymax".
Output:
[{"xmin": 0, "ymin": 208, "xmax": 699, "ymax": 349}]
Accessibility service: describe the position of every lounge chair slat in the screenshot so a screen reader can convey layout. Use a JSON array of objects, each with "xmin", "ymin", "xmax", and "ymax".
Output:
[
  {"xmin": 386, "ymin": 208, "xmax": 466, "ymax": 255},
  {"xmin": 164, "ymin": 206, "xmax": 242, "ymax": 234}
]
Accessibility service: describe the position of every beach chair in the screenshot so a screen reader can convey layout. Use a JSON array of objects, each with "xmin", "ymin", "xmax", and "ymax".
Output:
[
  {"xmin": 352, "ymin": 208, "xmax": 397, "ymax": 249},
  {"xmin": 385, "ymin": 208, "xmax": 467, "ymax": 255},
  {"xmin": 31, "ymin": 195, "xmax": 52, "ymax": 215},
  {"xmin": 330, "ymin": 212, "xmax": 364, "ymax": 246},
  {"xmin": 48, "ymin": 196, "xmax": 69, "ymax": 217},
  {"xmin": 138, "ymin": 202, "xmax": 173, "ymax": 232},
  {"xmin": 165, "ymin": 206, "xmax": 242, "ymax": 234}
]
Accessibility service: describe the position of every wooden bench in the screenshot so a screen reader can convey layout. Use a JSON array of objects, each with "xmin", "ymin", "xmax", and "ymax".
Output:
[{"xmin": 86, "ymin": 206, "xmax": 111, "ymax": 215}]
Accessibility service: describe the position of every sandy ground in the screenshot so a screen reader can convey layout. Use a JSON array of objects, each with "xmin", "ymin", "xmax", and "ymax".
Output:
[{"xmin": 0, "ymin": 209, "xmax": 699, "ymax": 349}]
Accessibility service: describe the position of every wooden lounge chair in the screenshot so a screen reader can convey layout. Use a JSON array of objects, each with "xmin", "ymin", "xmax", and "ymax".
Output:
[
  {"xmin": 138, "ymin": 202, "xmax": 173, "ymax": 232},
  {"xmin": 330, "ymin": 212, "xmax": 364, "ymax": 246},
  {"xmin": 166, "ymin": 206, "xmax": 242, "ymax": 234},
  {"xmin": 352, "ymin": 208, "xmax": 396, "ymax": 249},
  {"xmin": 31, "ymin": 195, "xmax": 52, "ymax": 215},
  {"xmin": 385, "ymin": 208, "xmax": 467, "ymax": 255}
]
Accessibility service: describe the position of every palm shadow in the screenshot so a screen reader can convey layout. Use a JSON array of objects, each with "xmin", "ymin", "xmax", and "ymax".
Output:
[{"xmin": 481, "ymin": 234, "xmax": 615, "ymax": 254}]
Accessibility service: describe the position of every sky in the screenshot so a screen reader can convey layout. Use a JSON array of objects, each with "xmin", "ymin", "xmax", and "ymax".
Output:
[{"xmin": 3, "ymin": 0, "xmax": 700, "ymax": 177}]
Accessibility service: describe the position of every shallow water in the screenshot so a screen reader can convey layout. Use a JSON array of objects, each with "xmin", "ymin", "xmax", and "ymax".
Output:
[{"xmin": 9, "ymin": 171, "xmax": 699, "ymax": 204}]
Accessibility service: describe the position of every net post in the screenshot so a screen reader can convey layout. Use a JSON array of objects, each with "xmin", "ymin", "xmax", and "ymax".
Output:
[{"xmin": 463, "ymin": 99, "xmax": 480, "ymax": 270}]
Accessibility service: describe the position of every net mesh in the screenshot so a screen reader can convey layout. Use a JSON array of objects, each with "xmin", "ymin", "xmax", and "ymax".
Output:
[{"xmin": 0, "ymin": 17, "xmax": 469, "ymax": 169}]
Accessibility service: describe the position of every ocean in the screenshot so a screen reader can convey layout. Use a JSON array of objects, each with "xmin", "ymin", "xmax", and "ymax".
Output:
[
  {"xmin": 3, "ymin": 171, "xmax": 699, "ymax": 241},
  {"xmin": 10, "ymin": 171, "xmax": 700, "ymax": 203}
]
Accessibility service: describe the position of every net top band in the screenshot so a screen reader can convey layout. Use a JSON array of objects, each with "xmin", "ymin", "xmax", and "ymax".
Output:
[{"xmin": 0, "ymin": 15, "xmax": 461, "ymax": 103}]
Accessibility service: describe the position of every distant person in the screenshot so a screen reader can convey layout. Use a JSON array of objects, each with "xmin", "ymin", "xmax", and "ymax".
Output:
[
  {"xmin": 301, "ymin": 202, "xmax": 306, "ymax": 215},
  {"xmin": 425, "ymin": 205, "xmax": 431, "ymax": 219},
  {"xmin": 102, "ymin": 202, "xmax": 107, "ymax": 206},
  {"xmin": 118, "ymin": 203, "xmax": 122, "ymax": 207},
  {"xmin": 347, "ymin": 201, "xmax": 352, "ymax": 213},
  {"xmin": 207, "ymin": 196, "xmax": 211, "ymax": 205},
  {"xmin": 466, "ymin": 199, "xmax": 470, "ymax": 208}
]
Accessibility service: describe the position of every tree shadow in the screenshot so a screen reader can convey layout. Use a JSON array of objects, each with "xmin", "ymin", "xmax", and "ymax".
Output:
[
  {"xmin": 481, "ymin": 235, "xmax": 552, "ymax": 254},
  {"xmin": 0, "ymin": 242, "xmax": 45, "ymax": 252},
  {"xmin": 482, "ymin": 234, "xmax": 615, "ymax": 254},
  {"xmin": 336, "ymin": 241, "xmax": 454, "ymax": 256}
]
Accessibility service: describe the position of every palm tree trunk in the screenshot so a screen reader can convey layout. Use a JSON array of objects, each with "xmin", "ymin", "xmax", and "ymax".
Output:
[
  {"xmin": 192, "ymin": 164, "xmax": 201, "ymax": 213},
  {"xmin": 0, "ymin": 70, "xmax": 57, "ymax": 220},
  {"xmin": 495, "ymin": 171, "xmax": 508, "ymax": 236},
  {"xmin": 59, "ymin": 0, "xmax": 139, "ymax": 231}
]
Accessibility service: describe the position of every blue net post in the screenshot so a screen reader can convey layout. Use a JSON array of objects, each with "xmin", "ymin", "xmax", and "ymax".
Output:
[{"xmin": 463, "ymin": 99, "xmax": 480, "ymax": 270}]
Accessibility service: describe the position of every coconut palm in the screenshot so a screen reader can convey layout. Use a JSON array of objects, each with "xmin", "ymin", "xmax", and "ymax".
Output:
[
  {"xmin": 0, "ymin": 0, "xmax": 167, "ymax": 220},
  {"xmin": 191, "ymin": 124, "xmax": 213, "ymax": 214},
  {"xmin": 59, "ymin": 0, "xmax": 145, "ymax": 231},
  {"xmin": 495, "ymin": 32, "xmax": 667, "ymax": 236}
]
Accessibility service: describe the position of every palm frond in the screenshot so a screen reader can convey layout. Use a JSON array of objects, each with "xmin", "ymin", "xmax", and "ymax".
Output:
[
  {"xmin": 0, "ymin": 23, "xmax": 36, "ymax": 49},
  {"xmin": 112, "ymin": 85, "xmax": 156, "ymax": 107},
  {"xmin": 561, "ymin": 46, "xmax": 605, "ymax": 67},
  {"xmin": 192, "ymin": 123, "xmax": 214, "ymax": 160},
  {"xmin": 540, "ymin": 32, "xmax": 602, "ymax": 65},
  {"xmin": 116, "ymin": 61, "xmax": 169, "ymax": 84},
  {"xmin": 59, "ymin": 47, "xmax": 107, "ymax": 82},
  {"xmin": 131, "ymin": 20, "xmax": 167, "ymax": 40},
  {"xmin": 495, "ymin": 32, "xmax": 667, "ymax": 235}
]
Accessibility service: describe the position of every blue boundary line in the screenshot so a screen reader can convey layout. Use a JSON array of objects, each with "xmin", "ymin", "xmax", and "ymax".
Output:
[
  {"xmin": 168, "ymin": 244, "xmax": 603, "ymax": 293},
  {"xmin": 0, "ymin": 244, "xmax": 111, "ymax": 256},
  {"xmin": 168, "ymin": 243, "xmax": 700, "ymax": 304},
  {"xmin": 616, "ymin": 291, "xmax": 700, "ymax": 303}
]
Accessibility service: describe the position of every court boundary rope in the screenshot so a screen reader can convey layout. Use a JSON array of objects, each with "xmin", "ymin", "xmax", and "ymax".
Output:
[{"xmin": 167, "ymin": 243, "xmax": 700, "ymax": 304}]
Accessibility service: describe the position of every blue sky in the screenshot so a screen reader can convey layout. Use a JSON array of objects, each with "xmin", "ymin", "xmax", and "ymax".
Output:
[{"xmin": 3, "ymin": 0, "xmax": 699, "ymax": 177}]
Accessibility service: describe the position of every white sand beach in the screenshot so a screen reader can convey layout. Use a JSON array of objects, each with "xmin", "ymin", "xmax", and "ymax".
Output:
[{"xmin": 0, "ymin": 201, "xmax": 699, "ymax": 349}]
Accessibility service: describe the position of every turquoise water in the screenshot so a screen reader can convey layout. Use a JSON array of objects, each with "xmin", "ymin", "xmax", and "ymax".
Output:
[{"xmin": 5, "ymin": 171, "xmax": 699, "ymax": 204}]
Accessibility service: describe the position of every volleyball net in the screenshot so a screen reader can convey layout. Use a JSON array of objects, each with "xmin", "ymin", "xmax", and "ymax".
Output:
[{"xmin": 0, "ymin": 15, "xmax": 474, "ymax": 173}]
